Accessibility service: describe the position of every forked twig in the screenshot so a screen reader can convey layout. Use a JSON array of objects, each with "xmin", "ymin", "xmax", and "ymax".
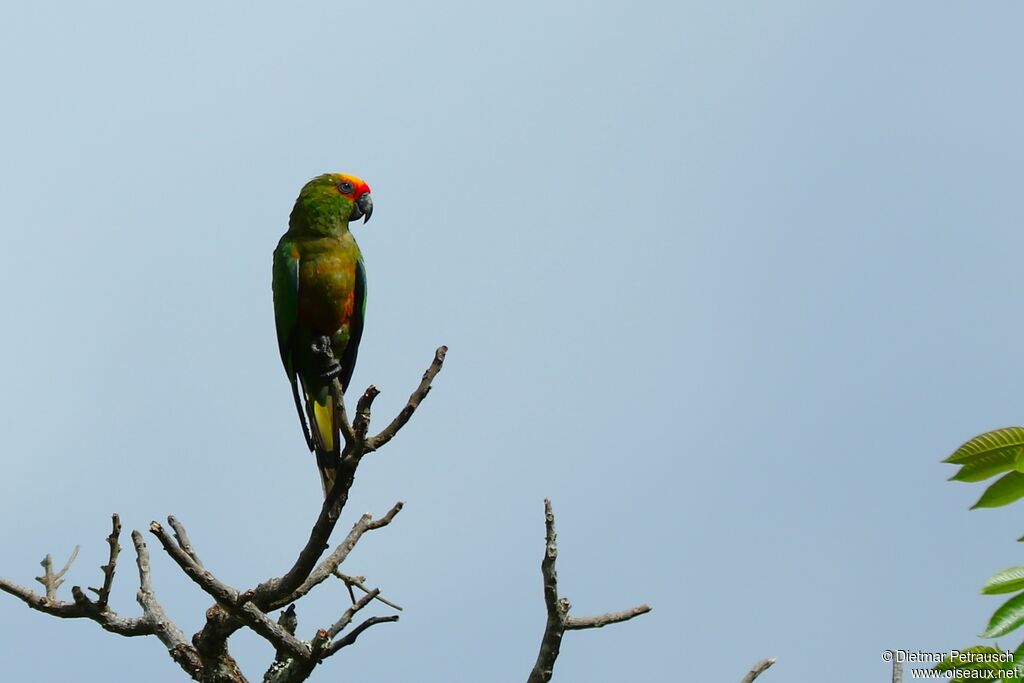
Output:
[{"xmin": 527, "ymin": 499, "xmax": 651, "ymax": 683}]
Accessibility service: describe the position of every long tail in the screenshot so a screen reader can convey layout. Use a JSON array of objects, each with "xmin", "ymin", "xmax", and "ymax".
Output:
[{"xmin": 307, "ymin": 391, "xmax": 341, "ymax": 499}]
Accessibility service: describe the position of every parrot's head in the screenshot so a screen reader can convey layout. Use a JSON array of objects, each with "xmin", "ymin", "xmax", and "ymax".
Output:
[{"xmin": 289, "ymin": 173, "xmax": 373, "ymax": 234}]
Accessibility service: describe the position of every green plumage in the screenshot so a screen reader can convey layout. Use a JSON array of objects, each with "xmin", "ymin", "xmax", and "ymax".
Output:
[{"xmin": 273, "ymin": 173, "xmax": 371, "ymax": 496}]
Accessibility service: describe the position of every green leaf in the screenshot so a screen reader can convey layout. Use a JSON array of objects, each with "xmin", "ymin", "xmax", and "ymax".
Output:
[
  {"xmin": 984, "ymin": 568, "xmax": 1024, "ymax": 595},
  {"xmin": 950, "ymin": 449, "xmax": 1020, "ymax": 482},
  {"xmin": 972, "ymin": 472, "xmax": 1024, "ymax": 509},
  {"xmin": 946, "ymin": 428, "xmax": 1024, "ymax": 465},
  {"xmin": 1012, "ymin": 639, "xmax": 1024, "ymax": 671},
  {"xmin": 982, "ymin": 593, "xmax": 1024, "ymax": 638}
]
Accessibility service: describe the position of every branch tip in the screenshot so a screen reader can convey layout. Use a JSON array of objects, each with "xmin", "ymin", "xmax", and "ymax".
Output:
[
  {"xmin": 741, "ymin": 657, "xmax": 777, "ymax": 683},
  {"xmin": 528, "ymin": 498, "xmax": 651, "ymax": 683}
]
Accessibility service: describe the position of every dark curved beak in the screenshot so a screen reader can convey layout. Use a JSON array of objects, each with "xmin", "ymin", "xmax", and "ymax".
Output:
[{"xmin": 355, "ymin": 192, "xmax": 373, "ymax": 223}]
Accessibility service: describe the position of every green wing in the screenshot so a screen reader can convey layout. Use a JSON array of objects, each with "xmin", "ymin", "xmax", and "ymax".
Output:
[
  {"xmin": 336, "ymin": 257, "xmax": 366, "ymax": 391},
  {"xmin": 272, "ymin": 237, "xmax": 300, "ymax": 377},
  {"xmin": 273, "ymin": 237, "xmax": 314, "ymax": 451}
]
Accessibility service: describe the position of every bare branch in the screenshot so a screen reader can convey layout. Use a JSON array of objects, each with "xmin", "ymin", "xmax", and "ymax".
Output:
[
  {"xmin": 35, "ymin": 545, "xmax": 79, "ymax": 600},
  {"xmin": 352, "ymin": 385, "xmax": 380, "ymax": 443},
  {"xmin": 251, "ymin": 345, "xmax": 440, "ymax": 614},
  {"xmin": 366, "ymin": 346, "xmax": 447, "ymax": 452},
  {"xmin": 237, "ymin": 603, "xmax": 310, "ymax": 661},
  {"xmin": 168, "ymin": 515, "xmax": 204, "ymax": 568},
  {"xmin": 278, "ymin": 502, "xmax": 404, "ymax": 609},
  {"xmin": 527, "ymin": 499, "xmax": 651, "ymax": 683},
  {"xmin": 741, "ymin": 658, "xmax": 777, "ymax": 683},
  {"xmin": 150, "ymin": 521, "xmax": 239, "ymax": 606},
  {"xmin": 0, "ymin": 520, "xmax": 206, "ymax": 680},
  {"xmin": 564, "ymin": 605, "xmax": 652, "ymax": 630},
  {"xmin": 334, "ymin": 572, "xmax": 403, "ymax": 611},
  {"xmin": 321, "ymin": 615, "xmax": 400, "ymax": 659},
  {"xmin": 150, "ymin": 520, "xmax": 309, "ymax": 661},
  {"xmin": 0, "ymin": 575, "xmax": 151, "ymax": 636},
  {"xmin": 191, "ymin": 499, "xmax": 403, "ymax": 663},
  {"xmin": 251, "ymin": 482, "xmax": 353, "ymax": 608},
  {"xmin": 327, "ymin": 588, "xmax": 379, "ymax": 639},
  {"xmin": 0, "ymin": 523, "xmax": 156, "ymax": 639},
  {"xmin": 332, "ymin": 381, "xmax": 357, "ymax": 453},
  {"xmin": 130, "ymin": 530, "xmax": 190, "ymax": 651},
  {"xmin": 86, "ymin": 513, "xmax": 122, "ymax": 608},
  {"xmin": 3, "ymin": 346, "xmax": 449, "ymax": 683},
  {"xmin": 190, "ymin": 343, "xmax": 438, "ymax": 673}
]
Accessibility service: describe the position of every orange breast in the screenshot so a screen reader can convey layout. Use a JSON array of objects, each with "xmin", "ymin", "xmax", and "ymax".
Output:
[{"xmin": 297, "ymin": 257, "xmax": 356, "ymax": 335}]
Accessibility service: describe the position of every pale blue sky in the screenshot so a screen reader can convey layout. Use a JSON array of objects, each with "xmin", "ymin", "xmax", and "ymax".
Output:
[{"xmin": 2, "ymin": 2, "xmax": 1023, "ymax": 681}]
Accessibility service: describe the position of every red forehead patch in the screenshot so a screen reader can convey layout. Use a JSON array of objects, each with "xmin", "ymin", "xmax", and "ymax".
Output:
[{"xmin": 335, "ymin": 174, "xmax": 371, "ymax": 197}]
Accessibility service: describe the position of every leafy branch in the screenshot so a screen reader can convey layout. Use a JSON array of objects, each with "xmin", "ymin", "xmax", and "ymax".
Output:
[{"xmin": 940, "ymin": 427, "xmax": 1024, "ymax": 680}]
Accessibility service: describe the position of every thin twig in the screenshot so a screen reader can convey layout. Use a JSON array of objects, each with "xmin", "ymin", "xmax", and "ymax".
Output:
[
  {"xmin": 131, "ymin": 530, "xmax": 190, "ymax": 651},
  {"xmin": 150, "ymin": 521, "xmax": 239, "ymax": 605},
  {"xmin": 352, "ymin": 386, "xmax": 379, "ymax": 443},
  {"xmin": 278, "ymin": 502, "xmax": 404, "ymax": 609},
  {"xmin": 334, "ymin": 571, "xmax": 403, "ymax": 611},
  {"xmin": 321, "ymin": 615, "xmax": 400, "ymax": 659},
  {"xmin": 741, "ymin": 658, "xmax": 777, "ymax": 683},
  {"xmin": 168, "ymin": 515, "xmax": 203, "ymax": 568},
  {"xmin": 564, "ymin": 605, "xmax": 653, "ymax": 630},
  {"xmin": 527, "ymin": 499, "xmax": 650, "ymax": 683},
  {"xmin": 366, "ymin": 346, "xmax": 447, "ymax": 452},
  {"xmin": 88, "ymin": 513, "xmax": 122, "ymax": 608},
  {"xmin": 327, "ymin": 588, "xmax": 379, "ymax": 638},
  {"xmin": 35, "ymin": 545, "xmax": 79, "ymax": 601},
  {"xmin": 333, "ymin": 381, "xmax": 357, "ymax": 454}
]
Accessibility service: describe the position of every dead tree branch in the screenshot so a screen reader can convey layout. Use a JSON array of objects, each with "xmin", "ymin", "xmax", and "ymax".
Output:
[
  {"xmin": 36, "ymin": 545, "xmax": 78, "ymax": 601},
  {"xmin": 0, "ymin": 344, "xmax": 667, "ymax": 682},
  {"xmin": 740, "ymin": 657, "xmax": 777, "ymax": 683},
  {"xmin": 0, "ymin": 346, "xmax": 445, "ymax": 683},
  {"xmin": 366, "ymin": 346, "xmax": 447, "ymax": 453},
  {"xmin": 0, "ymin": 518, "xmax": 205, "ymax": 679},
  {"xmin": 89, "ymin": 514, "xmax": 121, "ymax": 608},
  {"xmin": 321, "ymin": 615, "xmax": 400, "ymax": 658},
  {"xmin": 327, "ymin": 588, "xmax": 379, "ymax": 638},
  {"xmin": 333, "ymin": 572, "xmax": 403, "ymax": 611},
  {"xmin": 285, "ymin": 503, "xmax": 404, "ymax": 607},
  {"xmin": 527, "ymin": 499, "xmax": 652, "ymax": 683},
  {"xmin": 168, "ymin": 514, "xmax": 203, "ymax": 567}
]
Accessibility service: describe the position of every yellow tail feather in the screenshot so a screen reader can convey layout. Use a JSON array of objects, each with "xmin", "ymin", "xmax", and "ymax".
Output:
[
  {"xmin": 308, "ymin": 392, "xmax": 339, "ymax": 499},
  {"xmin": 311, "ymin": 395, "xmax": 335, "ymax": 454}
]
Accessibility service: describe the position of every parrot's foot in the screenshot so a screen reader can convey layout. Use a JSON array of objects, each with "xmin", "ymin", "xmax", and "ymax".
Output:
[
  {"xmin": 311, "ymin": 335, "xmax": 332, "ymax": 356},
  {"xmin": 312, "ymin": 336, "xmax": 342, "ymax": 380}
]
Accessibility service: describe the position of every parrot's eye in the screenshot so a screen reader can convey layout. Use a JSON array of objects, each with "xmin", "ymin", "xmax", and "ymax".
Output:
[{"xmin": 336, "ymin": 180, "xmax": 355, "ymax": 194}]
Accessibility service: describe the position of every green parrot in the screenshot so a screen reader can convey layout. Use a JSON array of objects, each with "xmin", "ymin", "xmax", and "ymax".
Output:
[{"xmin": 273, "ymin": 173, "xmax": 373, "ymax": 497}]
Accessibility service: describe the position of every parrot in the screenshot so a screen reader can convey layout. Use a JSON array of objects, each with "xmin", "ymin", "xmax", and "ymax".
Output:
[{"xmin": 272, "ymin": 173, "xmax": 373, "ymax": 498}]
